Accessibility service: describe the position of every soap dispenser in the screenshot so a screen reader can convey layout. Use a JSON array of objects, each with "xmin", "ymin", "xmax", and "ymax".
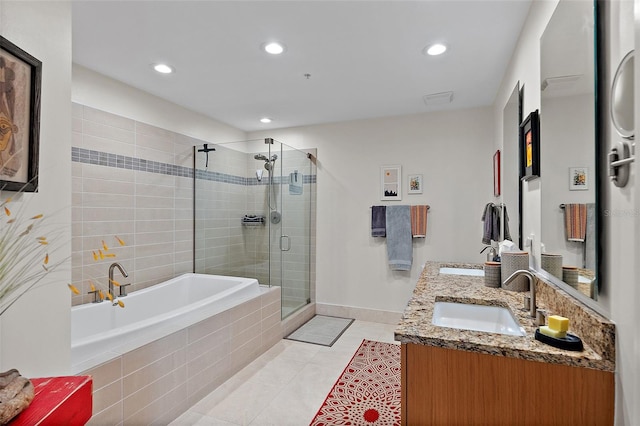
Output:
[{"xmin": 481, "ymin": 246, "xmax": 497, "ymax": 262}]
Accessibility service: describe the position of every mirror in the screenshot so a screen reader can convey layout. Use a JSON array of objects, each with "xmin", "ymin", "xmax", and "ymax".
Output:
[
  {"xmin": 539, "ymin": 0, "xmax": 598, "ymax": 299},
  {"xmin": 502, "ymin": 83, "xmax": 521, "ymax": 248}
]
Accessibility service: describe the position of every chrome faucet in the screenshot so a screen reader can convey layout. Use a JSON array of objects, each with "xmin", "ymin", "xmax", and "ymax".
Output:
[
  {"xmin": 503, "ymin": 269, "xmax": 537, "ymax": 319},
  {"xmin": 108, "ymin": 262, "xmax": 128, "ymax": 299}
]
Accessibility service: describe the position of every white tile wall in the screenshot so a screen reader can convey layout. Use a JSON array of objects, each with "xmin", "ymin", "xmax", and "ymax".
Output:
[{"xmin": 72, "ymin": 103, "xmax": 316, "ymax": 315}]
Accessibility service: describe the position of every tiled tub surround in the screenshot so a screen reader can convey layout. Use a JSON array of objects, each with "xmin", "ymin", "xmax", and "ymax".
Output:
[
  {"xmin": 395, "ymin": 261, "xmax": 615, "ymax": 372},
  {"xmin": 71, "ymin": 274, "xmax": 261, "ymax": 370},
  {"xmin": 81, "ymin": 285, "xmax": 282, "ymax": 425},
  {"xmin": 71, "ymin": 103, "xmax": 316, "ymax": 307}
]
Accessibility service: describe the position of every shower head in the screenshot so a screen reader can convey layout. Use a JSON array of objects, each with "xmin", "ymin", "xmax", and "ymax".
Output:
[
  {"xmin": 254, "ymin": 153, "xmax": 277, "ymax": 171},
  {"xmin": 253, "ymin": 153, "xmax": 277, "ymax": 162}
]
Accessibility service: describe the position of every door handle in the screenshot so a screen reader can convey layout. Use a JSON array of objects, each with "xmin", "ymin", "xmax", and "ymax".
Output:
[{"xmin": 280, "ymin": 235, "xmax": 291, "ymax": 251}]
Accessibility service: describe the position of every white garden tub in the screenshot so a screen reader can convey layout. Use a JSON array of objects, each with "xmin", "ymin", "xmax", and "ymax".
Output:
[{"xmin": 71, "ymin": 273, "xmax": 261, "ymax": 372}]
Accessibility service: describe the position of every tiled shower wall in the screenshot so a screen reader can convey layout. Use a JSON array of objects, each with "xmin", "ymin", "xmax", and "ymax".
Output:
[
  {"xmin": 193, "ymin": 145, "xmax": 258, "ymax": 280},
  {"xmin": 194, "ymin": 143, "xmax": 317, "ymax": 308},
  {"xmin": 72, "ymin": 103, "xmax": 316, "ymax": 307}
]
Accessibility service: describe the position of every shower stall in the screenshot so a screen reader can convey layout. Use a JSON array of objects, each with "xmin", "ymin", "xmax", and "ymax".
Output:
[{"xmin": 193, "ymin": 138, "xmax": 315, "ymax": 319}]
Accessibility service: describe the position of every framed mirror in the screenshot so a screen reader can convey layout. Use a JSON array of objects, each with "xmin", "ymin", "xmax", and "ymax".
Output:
[
  {"xmin": 502, "ymin": 82, "xmax": 521, "ymax": 248},
  {"xmin": 538, "ymin": 0, "xmax": 601, "ymax": 301}
]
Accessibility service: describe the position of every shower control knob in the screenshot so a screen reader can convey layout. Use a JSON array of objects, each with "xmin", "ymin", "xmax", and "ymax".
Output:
[{"xmin": 270, "ymin": 211, "xmax": 281, "ymax": 224}]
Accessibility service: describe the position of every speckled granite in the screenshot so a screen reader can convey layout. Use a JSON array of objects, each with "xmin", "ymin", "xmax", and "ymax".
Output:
[{"xmin": 395, "ymin": 261, "xmax": 615, "ymax": 372}]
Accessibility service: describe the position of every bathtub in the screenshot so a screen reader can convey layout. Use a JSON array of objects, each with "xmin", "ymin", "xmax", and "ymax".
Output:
[{"xmin": 71, "ymin": 273, "xmax": 261, "ymax": 372}]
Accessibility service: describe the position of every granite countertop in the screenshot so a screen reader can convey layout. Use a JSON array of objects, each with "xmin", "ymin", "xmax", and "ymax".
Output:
[{"xmin": 395, "ymin": 261, "xmax": 615, "ymax": 372}]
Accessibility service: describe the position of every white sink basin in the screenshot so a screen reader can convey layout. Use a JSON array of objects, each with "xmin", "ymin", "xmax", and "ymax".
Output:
[
  {"xmin": 439, "ymin": 267, "xmax": 485, "ymax": 277},
  {"xmin": 432, "ymin": 301, "xmax": 525, "ymax": 336}
]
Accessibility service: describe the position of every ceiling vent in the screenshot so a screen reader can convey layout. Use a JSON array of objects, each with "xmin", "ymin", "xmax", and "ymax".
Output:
[{"xmin": 423, "ymin": 91, "xmax": 454, "ymax": 106}]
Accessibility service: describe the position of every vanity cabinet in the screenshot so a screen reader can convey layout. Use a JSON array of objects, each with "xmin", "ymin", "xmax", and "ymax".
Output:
[{"xmin": 401, "ymin": 343, "xmax": 614, "ymax": 425}]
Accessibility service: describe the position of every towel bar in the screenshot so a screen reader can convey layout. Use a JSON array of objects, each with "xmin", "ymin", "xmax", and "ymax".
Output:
[{"xmin": 370, "ymin": 205, "xmax": 430, "ymax": 210}]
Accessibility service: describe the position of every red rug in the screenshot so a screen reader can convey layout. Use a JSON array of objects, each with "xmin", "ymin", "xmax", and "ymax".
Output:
[{"xmin": 310, "ymin": 339, "xmax": 401, "ymax": 426}]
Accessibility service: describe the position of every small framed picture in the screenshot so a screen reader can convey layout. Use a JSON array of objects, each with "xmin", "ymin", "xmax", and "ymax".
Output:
[
  {"xmin": 381, "ymin": 165, "xmax": 402, "ymax": 201},
  {"xmin": 520, "ymin": 110, "xmax": 540, "ymax": 181},
  {"xmin": 407, "ymin": 174, "xmax": 423, "ymax": 194},
  {"xmin": 569, "ymin": 167, "xmax": 588, "ymax": 190}
]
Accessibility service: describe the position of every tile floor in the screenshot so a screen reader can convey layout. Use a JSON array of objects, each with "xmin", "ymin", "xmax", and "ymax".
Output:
[{"xmin": 170, "ymin": 320, "xmax": 399, "ymax": 425}]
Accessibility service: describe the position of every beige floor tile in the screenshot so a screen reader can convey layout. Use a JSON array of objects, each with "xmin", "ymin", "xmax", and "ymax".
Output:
[
  {"xmin": 170, "ymin": 320, "xmax": 392, "ymax": 426},
  {"xmin": 172, "ymin": 411, "xmax": 240, "ymax": 426},
  {"xmin": 202, "ymin": 381, "xmax": 282, "ymax": 425},
  {"xmin": 249, "ymin": 356, "xmax": 307, "ymax": 386}
]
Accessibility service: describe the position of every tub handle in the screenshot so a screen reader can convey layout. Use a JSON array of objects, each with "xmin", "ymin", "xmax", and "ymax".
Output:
[
  {"xmin": 88, "ymin": 290, "xmax": 102, "ymax": 303},
  {"xmin": 280, "ymin": 235, "xmax": 291, "ymax": 252},
  {"xmin": 119, "ymin": 283, "xmax": 131, "ymax": 297}
]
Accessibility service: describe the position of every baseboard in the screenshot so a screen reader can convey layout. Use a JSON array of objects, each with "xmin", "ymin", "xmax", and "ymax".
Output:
[{"xmin": 315, "ymin": 303, "xmax": 402, "ymax": 325}]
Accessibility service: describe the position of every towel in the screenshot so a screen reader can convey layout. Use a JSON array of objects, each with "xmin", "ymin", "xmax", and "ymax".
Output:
[
  {"xmin": 386, "ymin": 205, "xmax": 412, "ymax": 271},
  {"xmin": 371, "ymin": 206, "xmax": 386, "ymax": 237},
  {"xmin": 564, "ymin": 203, "xmax": 587, "ymax": 242},
  {"xmin": 503, "ymin": 205, "xmax": 512, "ymax": 241},
  {"xmin": 481, "ymin": 203, "xmax": 500, "ymax": 244},
  {"xmin": 410, "ymin": 205, "xmax": 428, "ymax": 237},
  {"xmin": 289, "ymin": 171, "xmax": 303, "ymax": 195}
]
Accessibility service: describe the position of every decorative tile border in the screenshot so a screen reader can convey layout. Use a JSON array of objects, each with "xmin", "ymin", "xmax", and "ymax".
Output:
[{"xmin": 72, "ymin": 147, "xmax": 316, "ymax": 186}]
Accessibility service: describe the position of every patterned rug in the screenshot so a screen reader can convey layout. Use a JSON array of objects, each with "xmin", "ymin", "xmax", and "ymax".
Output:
[{"xmin": 310, "ymin": 339, "xmax": 401, "ymax": 426}]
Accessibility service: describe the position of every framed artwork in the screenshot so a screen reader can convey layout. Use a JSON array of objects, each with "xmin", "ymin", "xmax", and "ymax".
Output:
[
  {"xmin": 520, "ymin": 110, "xmax": 540, "ymax": 181},
  {"xmin": 381, "ymin": 165, "xmax": 402, "ymax": 200},
  {"xmin": 0, "ymin": 36, "xmax": 42, "ymax": 192},
  {"xmin": 569, "ymin": 167, "xmax": 588, "ymax": 190},
  {"xmin": 407, "ymin": 174, "xmax": 423, "ymax": 194},
  {"xmin": 493, "ymin": 150, "xmax": 501, "ymax": 197}
]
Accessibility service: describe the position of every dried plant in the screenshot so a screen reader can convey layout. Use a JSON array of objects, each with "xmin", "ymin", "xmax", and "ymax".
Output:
[{"xmin": 0, "ymin": 195, "xmax": 126, "ymax": 316}]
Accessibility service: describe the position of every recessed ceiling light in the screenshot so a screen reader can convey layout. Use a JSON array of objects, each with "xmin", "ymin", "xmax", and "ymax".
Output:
[
  {"xmin": 153, "ymin": 63, "xmax": 173, "ymax": 74},
  {"xmin": 424, "ymin": 43, "xmax": 447, "ymax": 56},
  {"xmin": 263, "ymin": 42, "xmax": 285, "ymax": 55},
  {"xmin": 260, "ymin": 117, "xmax": 272, "ymax": 123}
]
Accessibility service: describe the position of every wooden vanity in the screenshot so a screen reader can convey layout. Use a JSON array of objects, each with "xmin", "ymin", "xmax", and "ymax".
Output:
[{"xmin": 395, "ymin": 262, "xmax": 615, "ymax": 425}]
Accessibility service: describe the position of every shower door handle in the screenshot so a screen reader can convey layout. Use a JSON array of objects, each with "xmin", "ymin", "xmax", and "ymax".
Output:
[{"xmin": 280, "ymin": 235, "xmax": 291, "ymax": 251}]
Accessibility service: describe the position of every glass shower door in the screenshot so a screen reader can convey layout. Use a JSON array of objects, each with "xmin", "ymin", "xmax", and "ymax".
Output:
[{"xmin": 270, "ymin": 143, "xmax": 311, "ymax": 318}]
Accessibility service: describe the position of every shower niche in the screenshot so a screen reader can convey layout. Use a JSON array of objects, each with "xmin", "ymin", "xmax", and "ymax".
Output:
[{"xmin": 193, "ymin": 138, "xmax": 315, "ymax": 319}]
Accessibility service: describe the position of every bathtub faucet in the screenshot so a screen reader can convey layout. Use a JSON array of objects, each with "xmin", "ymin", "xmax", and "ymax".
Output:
[{"xmin": 108, "ymin": 262, "xmax": 129, "ymax": 300}]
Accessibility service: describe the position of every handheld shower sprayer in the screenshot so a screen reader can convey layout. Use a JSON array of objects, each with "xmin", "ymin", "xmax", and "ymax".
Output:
[{"xmin": 254, "ymin": 152, "xmax": 279, "ymax": 211}]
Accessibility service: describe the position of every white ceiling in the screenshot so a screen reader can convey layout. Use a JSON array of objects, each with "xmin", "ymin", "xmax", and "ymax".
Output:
[{"xmin": 72, "ymin": 1, "xmax": 532, "ymax": 132}]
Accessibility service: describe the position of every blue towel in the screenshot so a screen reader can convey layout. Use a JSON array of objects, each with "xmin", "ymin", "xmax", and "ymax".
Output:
[
  {"xmin": 386, "ymin": 205, "xmax": 412, "ymax": 271},
  {"xmin": 371, "ymin": 206, "xmax": 386, "ymax": 237},
  {"xmin": 289, "ymin": 171, "xmax": 303, "ymax": 195}
]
